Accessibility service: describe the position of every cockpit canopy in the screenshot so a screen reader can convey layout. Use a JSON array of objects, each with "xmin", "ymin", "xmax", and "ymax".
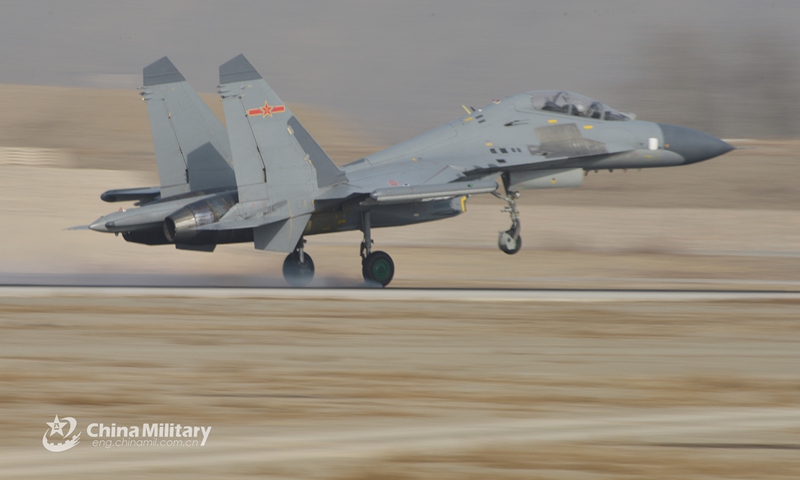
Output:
[{"xmin": 528, "ymin": 91, "xmax": 633, "ymax": 121}]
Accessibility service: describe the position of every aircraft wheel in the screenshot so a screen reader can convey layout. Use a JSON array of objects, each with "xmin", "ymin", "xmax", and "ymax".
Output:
[
  {"xmin": 283, "ymin": 251, "xmax": 315, "ymax": 287},
  {"xmin": 498, "ymin": 231, "xmax": 522, "ymax": 255},
  {"xmin": 362, "ymin": 251, "xmax": 394, "ymax": 287}
]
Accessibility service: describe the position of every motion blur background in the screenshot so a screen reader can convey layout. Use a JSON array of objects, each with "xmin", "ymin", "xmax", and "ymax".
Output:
[
  {"xmin": 1, "ymin": 0, "xmax": 799, "ymax": 286},
  {"xmin": 3, "ymin": 2, "xmax": 800, "ymax": 478},
  {"xmin": 1, "ymin": 0, "xmax": 799, "ymax": 143}
]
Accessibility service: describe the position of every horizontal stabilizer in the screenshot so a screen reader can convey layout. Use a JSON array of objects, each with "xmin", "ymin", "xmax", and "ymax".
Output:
[
  {"xmin": 191, "ymin": 205, "xmax": 307, "ymax": 253},
  {"xmin": 195, "ymin": 210, "xmax": 288, "ymax": 231},
  {"xmin": 369, "ymin": 180, "xmax": 498, "ymax": 204},
  {"xmin": 253, "ymin": 214, "xmax": 311, "ymax": 252}
]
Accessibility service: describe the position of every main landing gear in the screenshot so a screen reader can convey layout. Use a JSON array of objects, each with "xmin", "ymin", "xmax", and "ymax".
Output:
[
  {"xmin": 493, "ymin": 182, "xmax": 522, "ymax": 255},
  {"xmin": 360, "ymin": 211, "xmax": 395, "ymax": 287},
  {"xmin": 283, "ymin": 238, "xmax": 315, "ymax": 287},
  {"xmin": 281, "ymin": 211, "xmax": 395, "ymax": 288}
]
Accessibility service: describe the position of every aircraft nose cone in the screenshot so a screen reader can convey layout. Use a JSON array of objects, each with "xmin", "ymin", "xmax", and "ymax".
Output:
[{"xmin": 658, "ymin": 123, "xmax": 734, "ymax": 164}]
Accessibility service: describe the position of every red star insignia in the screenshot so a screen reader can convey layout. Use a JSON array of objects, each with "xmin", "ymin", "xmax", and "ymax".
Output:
[{"xmin": 247, "ymin": 101, "xmax": 286, "ymax": 118}]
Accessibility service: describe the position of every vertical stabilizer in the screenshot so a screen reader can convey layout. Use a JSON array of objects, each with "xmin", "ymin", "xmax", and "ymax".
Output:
[
  {"xmin": 216, "ymin": 55, "xmax": 346, "ymax": 251},
  {"xmin": 141, "ymin": 57, "xmax": 236, "ymax": 198},
  {"xmin": 218, "ymin": 54, "xmax": 346, "ymax": 207}
]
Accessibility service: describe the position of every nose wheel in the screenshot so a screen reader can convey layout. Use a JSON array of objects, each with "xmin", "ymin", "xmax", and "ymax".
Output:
[
  {"xmin": 283, "ymin": 239, "xmax": 315, "ymax": 287},
  {"xmin": 360, "ymin": 211, "xmax": 395, "ymax": 287},
  {"xmin": 498, "ymin": 221, "xmax": 522, "ymax": 255}
]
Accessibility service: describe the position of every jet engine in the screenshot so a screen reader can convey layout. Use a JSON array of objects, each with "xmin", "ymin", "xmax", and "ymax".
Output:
[{"xmin": 163, "ymin": 193, "xmax": 237, "ymax": 243}]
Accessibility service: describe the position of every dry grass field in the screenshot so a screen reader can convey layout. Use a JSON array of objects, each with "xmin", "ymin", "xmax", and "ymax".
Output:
[{"xmin": 0, "ymin": 84, "xmax": 799, "ymax": 478}]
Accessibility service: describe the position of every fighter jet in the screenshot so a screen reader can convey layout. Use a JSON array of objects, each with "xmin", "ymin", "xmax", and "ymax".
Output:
[{"xmin": 88, "ymin": 55, "xmax": 734, "ymax": 287}]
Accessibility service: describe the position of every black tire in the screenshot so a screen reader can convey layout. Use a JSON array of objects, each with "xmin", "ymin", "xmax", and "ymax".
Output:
[
  {"xmin": 362, "ymin": 251, "xmax": 394, "ymax": 287},
  {"xmin": 498, "ymin": 232, "xmax": 522, "ymax": 255},
  {"xmin": 283, "ymin": 251, "xmax": 315, "ymax": 287}
]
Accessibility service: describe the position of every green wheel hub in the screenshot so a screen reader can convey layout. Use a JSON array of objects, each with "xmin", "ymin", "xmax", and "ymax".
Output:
[
  {"xmin": 371, "ymin": 258, "xmax": 392, "ymax": 282},
  {"xmin": 362, "ymin": 251, "xmax": 395, "ymax": 287}
]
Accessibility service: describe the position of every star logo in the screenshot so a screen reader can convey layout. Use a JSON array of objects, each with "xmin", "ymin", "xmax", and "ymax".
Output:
[
  {"xmin": 47, "ymin": 415, "xmax": 68, "ymax": 436},
  {"xmin": 247, "ymin": 100, "xmax": 286, "ymax": 118},
  {"xmin": 42, "ymin": 415, "xmax": 81, "ymax": 453}
]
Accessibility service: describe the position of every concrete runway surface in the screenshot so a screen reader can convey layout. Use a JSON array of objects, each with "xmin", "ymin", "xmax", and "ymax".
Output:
[
  {"xmin": 1, "ymin": 288, "xmax": 799, "ymax": 478},
  {"xmin": 3, "ymin": 286, "xmax": 800, "ymax": 302}
]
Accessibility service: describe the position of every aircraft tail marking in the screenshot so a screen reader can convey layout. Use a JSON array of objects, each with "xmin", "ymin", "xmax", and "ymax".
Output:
[{"xmin": 218, "ymin": 54, "xmax": 346, "ymax": 211}]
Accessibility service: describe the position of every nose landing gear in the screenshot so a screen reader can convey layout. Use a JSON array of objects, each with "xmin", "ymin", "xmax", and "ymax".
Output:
[
  {"xmin": 493, "ymin": 189, "xmax": 522, "ymax": 255},
  {"xmin": 498, "ymin": 221, "xmax": 522, "ymax": 255}
]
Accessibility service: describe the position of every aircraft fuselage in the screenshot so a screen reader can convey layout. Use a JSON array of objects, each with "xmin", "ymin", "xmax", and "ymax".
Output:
[{"xmin": 88, "ymin": 64, "xmax": 732, "ymax": 287}]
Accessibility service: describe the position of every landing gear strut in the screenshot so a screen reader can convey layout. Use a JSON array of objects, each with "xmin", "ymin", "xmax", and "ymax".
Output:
[
  {"xmin": 360, "ymin": 211, "xmax": 395, "ymax": 287},
  {"xmin": 283, "ymin": 238, "xmax": 315, "ymax": 287},
  {"xmin": 493, "ymin": 175, "xmax": 522, "ymax": 255}
]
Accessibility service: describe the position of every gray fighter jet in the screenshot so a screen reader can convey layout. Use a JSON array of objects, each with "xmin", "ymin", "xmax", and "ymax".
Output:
[{"xmin": 88, "ymin": 55, "xmax": 733, "ymax": 287}]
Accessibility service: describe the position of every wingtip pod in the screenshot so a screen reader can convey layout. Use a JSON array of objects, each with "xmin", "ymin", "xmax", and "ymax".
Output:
[
  {"xmin": 219, "ymin": 54, "xmax": 262, "ymax": 85},
  {"xmin": 143, "ymin": 56, "xmax": 185, "ymax": 86}
]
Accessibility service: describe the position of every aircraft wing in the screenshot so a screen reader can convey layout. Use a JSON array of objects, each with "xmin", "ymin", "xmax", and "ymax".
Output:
[
  {"xmin": 196, "ymin": 199, "xmax": 290, "ymax": 231},
  {"xmin": 342, "ymin": 157, "xmax": 469, "ymax": 189},
  {"xmin": 366, "ymin": 180, "xmax": 498, "ymax": 204},
  {"xmin": 314, "ymin": 156, "xmax": 491, "ymax": 206}
]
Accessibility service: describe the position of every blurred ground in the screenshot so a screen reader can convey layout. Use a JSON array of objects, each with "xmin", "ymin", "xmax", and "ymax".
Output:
[
  {"xmin": 1, "ymin": 85, "xmax": 799, "ymax": 478},
  {"xmin": 1, "ymin": 291, "xmax": 800, "ymax": 478}
]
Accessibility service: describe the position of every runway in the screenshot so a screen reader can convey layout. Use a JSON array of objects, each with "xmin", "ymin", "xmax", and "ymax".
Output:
[
  {"xmin": 5, "ymin": 408, "xmax": 800, "ymax": 477},
  {"xmin": 2, "ymin": 285, "xmax": 800, "ymax": 303},
  {"xmin": 1, "ymin": 285, "xmax": 799, "ymax": 478}
]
